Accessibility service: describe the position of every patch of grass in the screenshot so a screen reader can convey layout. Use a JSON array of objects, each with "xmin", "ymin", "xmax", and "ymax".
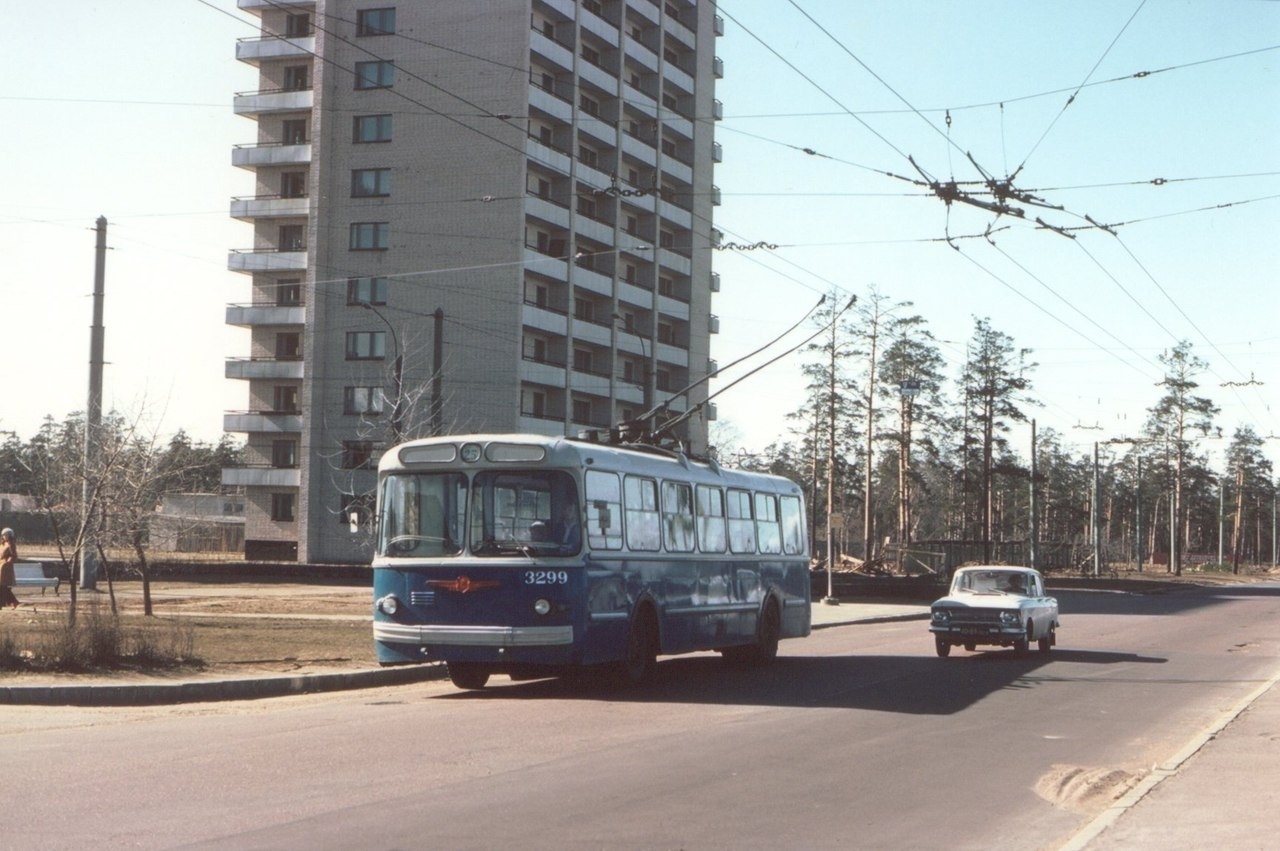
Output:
[{"xmin": 0, "ymin": 603, "xmax": 204, "ymax": 673}]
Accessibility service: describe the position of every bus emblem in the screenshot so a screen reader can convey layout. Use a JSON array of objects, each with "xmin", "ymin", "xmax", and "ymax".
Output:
[{"xmin": 427, "ymin": 576, "xmax": 500, "ymax": 594}]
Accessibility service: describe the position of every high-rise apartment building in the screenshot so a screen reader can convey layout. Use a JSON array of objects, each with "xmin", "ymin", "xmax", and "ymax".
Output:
[{"xmin": 226, "ymin": 0, "xmax": 722, "ymax": 563}]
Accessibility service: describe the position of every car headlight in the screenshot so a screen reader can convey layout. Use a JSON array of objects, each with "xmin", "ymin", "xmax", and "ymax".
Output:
[
  {"xmin": 376, "ymin": 594, "xmax": 400, "ymax": 616},
  {"xmin": 931, "ymin": 608, "xmax": 951, "ymax": 624},
  {"xmin": 999, "ymin": 610, "xmax": 1020, "ymax": 626}
]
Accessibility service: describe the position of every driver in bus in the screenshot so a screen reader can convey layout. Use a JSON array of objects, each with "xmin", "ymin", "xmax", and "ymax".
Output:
[{"xmin": 556, "ymin": 503, "xmax": 581, "ymax": 553}]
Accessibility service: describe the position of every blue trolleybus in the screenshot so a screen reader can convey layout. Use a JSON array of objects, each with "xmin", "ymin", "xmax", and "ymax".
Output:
[{"xmin": 371, "ymin": 433, "xmax": 811, "ymax": 689}]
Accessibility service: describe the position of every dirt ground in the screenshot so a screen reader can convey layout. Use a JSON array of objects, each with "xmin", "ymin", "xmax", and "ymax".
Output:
[{"xmin": 0, "ymin": 580, "xmax": 379, "ymax": 683}]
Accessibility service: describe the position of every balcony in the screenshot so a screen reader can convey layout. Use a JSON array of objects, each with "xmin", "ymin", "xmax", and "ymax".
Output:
[
  {"xmin": 225, "ymin": 357, "xmax": 305, "ymax": 381},
  {"xmin": 228, "ymin": 248, "xmax": 307, "ymax": 273},
  {"xmin": 237, "ymin": 0, "xmax": 314, "ymax": 9},
  {"xmin": 223, "ymin": 410, "xmax": 304, "ymax": 434},
  {"xmin": 230, "ymin": 195, "xmax": 310, "ymax": 220},
  {"xmin": 221, "ymin": 465, "xmax": 302, "ymax": 488},
  {"xmin": 232, "ymin": 142, "xmax": 311, "ymax": 169},
  {"xmin": 225, "ymin": 303, "xmax": 305, "ymax": 327},
  {"xmin": 713, "ymin": 56, "xmax": 725, "ymax": 79},
  {"xmin": 530, "ymin": 29, "xmax": 573, "ymax": 73},
  {"xmin": 233, "ymin": 87, "xmax": 313, "ymax": 116},
  {"xmin": 525, "ymin": 136, "xmax": 572, "ymax": 174},
  {"xmin": 235, "ymin": 35, "xmax": 315, "ymax": 64},
  {"xmin": 520, "ymin": 358, "xmax": 567, "ymax": 388}
]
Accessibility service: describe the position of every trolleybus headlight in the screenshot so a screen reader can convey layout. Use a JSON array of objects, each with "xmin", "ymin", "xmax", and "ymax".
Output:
[
  {"xmin": 533, "ymin": 598, "xmax": 552, "ymax": 616},
  {"xmin": 376, "ymin": 594, "xmax": 400, "ymax": 616}
]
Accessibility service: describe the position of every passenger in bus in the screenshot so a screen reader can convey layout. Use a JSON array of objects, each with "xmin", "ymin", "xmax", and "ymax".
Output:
[{"xmin": 555, "ymin": 503, "xmax": 581, "ymax": 553}]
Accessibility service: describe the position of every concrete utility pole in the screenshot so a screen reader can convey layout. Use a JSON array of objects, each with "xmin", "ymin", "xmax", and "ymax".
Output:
[
  {"xmin": 431, "ymin": 307, "xmax": 444, "ymax": 435},
  {"xmin": 80, "ymin": 216, "xmax": 108, "ymax": 590}
]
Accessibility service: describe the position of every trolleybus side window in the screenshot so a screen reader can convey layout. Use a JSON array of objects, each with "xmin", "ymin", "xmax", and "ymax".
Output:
[
  {"xmin": 755, "ymin": 492, "xmax": 782, "ymax": 554},
  {"xmin": 378, "ymin": 472, "xmax": 466, "ymax": 557},
  {"xmin": 585, "ymin": 470, "xmax": 623, "ymax": 550},
  {"xmin": 726, "ymin": 488, "xmax": 756, "ymax": 553},
  {"xmin": 661, "ymin": 480, "xmax": 695, "ymax": 552},
  {"xmin": 624, "ymin": 475, "xmax": 661, "ymax": 551},
  {"xmin": 696, "ymin": 484, "xmax": 727, "ymax": 553},
  {"xmin": 780, "ymin": 495, "xmax": 805, "ymax": 555},
  {"xmin": 470, "ymin": 470, "xmax": 578, "ymax": 555}
]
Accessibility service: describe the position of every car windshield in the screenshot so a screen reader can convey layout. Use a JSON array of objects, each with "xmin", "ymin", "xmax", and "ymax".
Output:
[{"xmin": 953, "ymin": 570, "xmax": 1029, "ymax": 595}]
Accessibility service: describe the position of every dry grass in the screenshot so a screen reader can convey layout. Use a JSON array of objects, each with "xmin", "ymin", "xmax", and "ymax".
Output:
[{"xmin": 0, "ymin": 580, "xmax": 378, "ymax": 679}]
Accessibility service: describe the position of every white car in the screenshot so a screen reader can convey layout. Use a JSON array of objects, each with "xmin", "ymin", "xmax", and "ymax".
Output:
[{"xmin": 929, "ymin": 566, "xmax": 1059, "ymax": 657}]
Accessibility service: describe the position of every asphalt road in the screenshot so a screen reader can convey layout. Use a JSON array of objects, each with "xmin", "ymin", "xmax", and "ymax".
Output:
[{"xmin": 3, "ymin": 583, "xmax": 1278, "ymax": 850}]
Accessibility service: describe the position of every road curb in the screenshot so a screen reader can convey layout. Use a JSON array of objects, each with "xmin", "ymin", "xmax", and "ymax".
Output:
[
  {"xmin": 0, "ymin": 663, "xmax": 446, "ymax": 707},
  {"xmin": 812, "ymin": 612, "xmax": 929, "ymax": 629}
]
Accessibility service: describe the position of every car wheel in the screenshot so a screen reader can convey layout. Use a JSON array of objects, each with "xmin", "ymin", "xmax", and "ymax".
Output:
[
  {"xmin": 448, "ymin": 662, "xmax": 490, "ymax": 690},
  {"xmin": 1038, "ymin": 625, "xmax": 1054, "ymax": 654},
  {"xmin": 1013, "ymin": 622, "xmax": 1030, "ymax": 656},
  {"xmin": 935, "ymin": 636, "xmax": 952, "ymax": 658}
]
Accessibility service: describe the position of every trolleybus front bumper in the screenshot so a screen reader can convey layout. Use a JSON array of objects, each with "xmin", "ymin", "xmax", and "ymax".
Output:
[{"xmin": 374, "ymin": 622, "xmax": 574, "ymax": 647}]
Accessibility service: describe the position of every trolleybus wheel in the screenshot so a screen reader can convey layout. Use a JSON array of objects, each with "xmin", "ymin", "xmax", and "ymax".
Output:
[
  {"xmin": 448, "ymin": 662, "xmax": 490, "ymax": 690},
  {"xmin": 618, "ymin": 607, "xmax": 658, "ymax": 685},
  {"xmin": 723, "ymin": 599, "xmax": 781, "ymax": 666}
]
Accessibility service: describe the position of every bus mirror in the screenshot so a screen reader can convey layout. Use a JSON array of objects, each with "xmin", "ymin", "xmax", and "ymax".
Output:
[
  {"xmin": 594, "ymin": 502, "xmax": 611, "ymax": 530},
  {"xmin": 349, "ymin": 511, "xmax": 361, "ymax": 534}
]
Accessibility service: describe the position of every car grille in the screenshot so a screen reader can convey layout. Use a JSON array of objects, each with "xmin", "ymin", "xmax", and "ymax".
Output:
[{"xmin": 942, "ymin": 609, "xmax": 1009, "ymax": 627}]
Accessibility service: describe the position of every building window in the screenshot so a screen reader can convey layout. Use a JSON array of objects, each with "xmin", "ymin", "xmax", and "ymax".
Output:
[
  {"xmin": 577, "ymin": 143, "xmax": 599, "ymax": 169},
  {"xmin": 574, "ymin": 298, "xmax": 594, "ymax": 323},
  {"xmin": 349, "ymin": 222, "xmax": 390, "ymax": 250},
  {"xmin": 280, "ymin": 171, "xmax": 307, "ymax": 198},
  {"xmin": 351, "ymin": 168, "xmax": 390, "ymax": 197},
  {"xmin": 275, "ymin": 332, "xmax": 301, "ymax": 360},
  {"xmin": 577, "ymin": 196, "xmax": 597, "ymax": 219},
  {"xmin": 270, "ymin": 493, "xmax": 296, "ymax": 522},
  {"xmin": 572, "ymin": 399, "xmax": 591, "ymax": 423},
  {"xmin": 273, "ymin": 385, "xmax": 299, "ymax": 413},
  {"xmin": 283, "ymin": 65, "xmax": 310, "ymax": 91},
  {"xmin": 285, "ymin": 13, "xmax": 311, "ymax": 37},
  {"xmin": 271, "ymin": 440, "xmax": 298, "ymax": 469},
  {"xmin": 278, "ymin": 224, "xmax": 305, "ymax": 251},
  {"xmin": 341, "ymin": 441, "xmax": 376, "ymax": 470},
  {"xmin": 573, "ymin": 348, "xmax": 592, "ymax": 373},
  {"xmin": 581, "ymin": 44, "xmax": 601, "ymax": 67},
  {"xmin": 276, "ymin": 279, "xmax": 302, "ymax": 306},
  {"xmin": 579, "ymin": 94, "xmax": 599, "ymax": 116},
  {"xmin": 347, "ymin": 276, "xmax": 388, "ymax": 305},
  {"xmin": 658, "ymin": 322, "xmax": 675, "ymax": 344},
  {"xmin": 345, "ymin": 331, "xmax": 386, "ymax": 360},
  {"xmin": 282, "ymin": 118, "xmax": 308, "ymax": 145},
  {"xmin": 340, "ymin": 492, "xmax": 376, "ymax": 525},
  {"xmin": 356, "ymin": 7, "xmax": 396, "ymax": 36},
  {"xmin": 353, "ymin": 114, "xmax": 393, "ymax": 143},
  {"xmin": 344, "ymin": 386, "xmax": 384, "ymax": 414},
  {"xmin": 355, "ymin": 60, "xmax": 395, "ymax": 90},
  {"xmin": 525, "ymin": 389, "xmax": 546, "ymax": 418}
]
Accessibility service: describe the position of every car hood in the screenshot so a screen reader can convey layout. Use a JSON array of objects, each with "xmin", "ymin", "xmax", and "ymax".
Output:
[{"xmin": 931, "ymin": 593, "xmax": 1041, "ymax": 610}]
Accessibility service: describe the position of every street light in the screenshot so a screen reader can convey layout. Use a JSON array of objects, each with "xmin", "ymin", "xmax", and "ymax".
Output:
[{"xmin": 358, "ymin": 301, "xmax": 404, "ymax": 445}]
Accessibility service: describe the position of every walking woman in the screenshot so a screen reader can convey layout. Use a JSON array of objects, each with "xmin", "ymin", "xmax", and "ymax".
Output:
[{"xmin": 0, "ymin": 528, "xmax": 20, "ymax": 608}]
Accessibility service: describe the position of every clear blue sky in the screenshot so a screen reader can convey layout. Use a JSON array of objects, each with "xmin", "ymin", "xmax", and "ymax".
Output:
[{"xmin": 2, "ymin": 1, "xmax": 1277, "ymax": 473}]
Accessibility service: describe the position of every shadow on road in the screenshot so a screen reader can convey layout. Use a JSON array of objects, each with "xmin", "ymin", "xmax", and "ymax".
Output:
[{"xmin": 437, "ymin": 646, "xmax": 1169, "ymax": 714}]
